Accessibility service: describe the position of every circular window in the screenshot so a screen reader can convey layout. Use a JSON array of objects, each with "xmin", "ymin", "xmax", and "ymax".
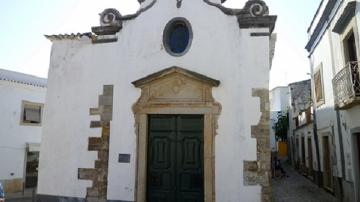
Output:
[{"xmin": 163, "ymin": 18, "xmax": 193, "ymax": 56}]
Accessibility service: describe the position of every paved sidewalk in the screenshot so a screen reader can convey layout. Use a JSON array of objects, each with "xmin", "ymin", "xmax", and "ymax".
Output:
[{"xmin": 272, "ymin": 163, "xmax": 338, "ymax": 202}]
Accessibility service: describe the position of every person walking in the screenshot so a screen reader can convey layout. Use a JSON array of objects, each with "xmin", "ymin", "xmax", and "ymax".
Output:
[
  {"xmin": 0, "ymin": 182, "xmax": 4, "ymax": 202},
  {"xmin": 273, "ymin": 156, "xmax": 287, "ymax": 177}
]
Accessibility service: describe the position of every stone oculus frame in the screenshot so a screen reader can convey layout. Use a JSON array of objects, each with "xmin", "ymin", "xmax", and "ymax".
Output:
[{"xmin": 132, "ymin": 66, "xmax": 221, "ymax": 202}]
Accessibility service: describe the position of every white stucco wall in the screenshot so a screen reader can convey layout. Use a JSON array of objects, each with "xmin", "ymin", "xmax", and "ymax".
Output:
[
  {"xmin": 309, "ymin": 27, "xmax": 342, "ymax": 178},
  {"xmin": 270, "ymin": 86, "xmax": 289, "ymax": 112},
  {"xmin": 0, "ymin": 80, "xmax": 46, "ymax": 181},
  {"xmin": 37, "ymin": 1, "xmax": 273, "ymax": 201},
  {"xmin": 330, "ymin": 3, "xmax": 360, "ymax": 185}
]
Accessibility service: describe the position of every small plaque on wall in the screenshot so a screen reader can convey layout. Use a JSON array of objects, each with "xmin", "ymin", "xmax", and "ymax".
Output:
[{"xmin": 118, "ymin": 154, "xmax": 131, "ymax": 163}]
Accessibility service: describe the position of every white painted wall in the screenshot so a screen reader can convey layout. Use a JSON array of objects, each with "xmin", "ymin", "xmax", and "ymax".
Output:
[
  {"xmin": 309, "ymin": 25, "xmax": 342, "ymax": 179},
  {"xmin": 37, "ymin": 1, "xmax": 274, "ymax": 201},
  {"xmin": 307, "ymin": 0, "xmax": 360, "ymax": 200},
  {"xmin": 270, "ymin": 86, "xmax": 289, "ymax": 112},
  {"xmin": 308, "ymin": 0, "xmax": 360, "ymax": 180},
  {"xmin": 0, "ymin": 80, "xmax": 46, "ymax": 181}
]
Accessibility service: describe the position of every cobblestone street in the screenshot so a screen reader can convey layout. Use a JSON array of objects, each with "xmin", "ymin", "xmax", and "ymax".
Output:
[{"xmin": 272, "ymin": 163, "xmax": 339, "ymax": 202}]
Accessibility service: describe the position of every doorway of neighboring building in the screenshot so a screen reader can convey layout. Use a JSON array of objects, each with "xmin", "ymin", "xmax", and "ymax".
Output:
[
  {"xmin": 308, "ymin": 137, "xmax": 314, "ymax": 179},
  {"xmin": 354, "ymin": 133, "xmax": 360, "ymax": 202},
  {"xmin": 24, "ymin": 151, "xmax": 39, "ymax": 188},
  {"xmin": 357, "ymin": 134, "xmax": 360, "ymax": 172},
  {"xmin": 296, "ymin": 138, "xmax": 300, "ymax": 169},
  {"xmin": 323, "ymin": 136, "xmax": 333, "ymax": 191},
  {"xmin": 147, "ymin": 115, "xmax": 204, "ymax": 202},
  {"xmin": 301, "ymin": 136, "xmax": 306, "ymax": 174}
]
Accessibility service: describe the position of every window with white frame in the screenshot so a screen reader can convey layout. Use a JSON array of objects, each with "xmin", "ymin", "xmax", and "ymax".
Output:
[{"xmin": 21, "ymin": 101, "xmax": 43, "ymax": 126}]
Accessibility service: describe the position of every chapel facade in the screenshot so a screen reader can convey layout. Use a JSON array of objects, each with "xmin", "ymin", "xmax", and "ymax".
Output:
[{"xmin": 37, "ymin": 0, "xmax": 276, "ymax": 201}]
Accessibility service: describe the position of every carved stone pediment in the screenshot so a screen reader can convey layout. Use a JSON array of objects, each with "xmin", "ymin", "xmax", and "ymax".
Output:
[{"xmin": 132, "ymin": 66, "xmax": 220, "ymax": 105}]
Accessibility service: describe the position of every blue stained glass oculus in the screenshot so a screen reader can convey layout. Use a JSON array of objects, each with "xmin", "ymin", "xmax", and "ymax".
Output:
[
  {"xmin": 169, "ymin": 23, "xmax": 189, "ymax": 53},
  {"xmin": 164, "ymin": 18, "xmax": 192, "ymax": 56}
]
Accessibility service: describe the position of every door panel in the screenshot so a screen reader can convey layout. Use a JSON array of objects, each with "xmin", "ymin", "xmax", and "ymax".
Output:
[
  {"xmin": 307, "ymin": 138, "xmax": 313, "ymax": 177},
  {"xmin": 148, "ymin": 116, "xmax": 176, "ymax": 201},
  {"xmin": 301, "ymin": 137, "xmax": 306, "ymax": 173},
  {"xmin": 323, "ymin": 136, "xmax": 333, "ymax": 191},
  {"xmin": 147, "ymin": 115, "xmax": 204, "ymax": 202}
]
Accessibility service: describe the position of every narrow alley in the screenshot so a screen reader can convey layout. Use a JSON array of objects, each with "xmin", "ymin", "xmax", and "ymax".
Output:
[{"xmin": 272, "ymin": 163, "xmax": 338, "ymax": 202}]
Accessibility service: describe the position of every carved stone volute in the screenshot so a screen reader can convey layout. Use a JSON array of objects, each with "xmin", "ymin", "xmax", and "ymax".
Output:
[{"xmin": 243, "ymin": 0, "xmax": 269, "ymax": 17}]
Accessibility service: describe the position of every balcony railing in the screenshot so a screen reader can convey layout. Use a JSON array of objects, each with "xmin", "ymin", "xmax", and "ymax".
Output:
[{"xmin": 333, "ymin": 61, "xmax": 360, "ymax": 110}]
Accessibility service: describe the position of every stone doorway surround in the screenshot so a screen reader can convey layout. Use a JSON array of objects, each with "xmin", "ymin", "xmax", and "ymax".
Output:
[{"xmin": 132, "ymin": 66, "xmax": 221, "ymax": 202}]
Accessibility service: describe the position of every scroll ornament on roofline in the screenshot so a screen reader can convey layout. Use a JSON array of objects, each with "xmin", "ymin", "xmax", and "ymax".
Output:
[
  {"xmin": 244, "ymin": 0, "xmax": 269, "ymax": 17},
  {"xmin": 99, "ymin": 8, "xmax": 122, "ymax": 27}
]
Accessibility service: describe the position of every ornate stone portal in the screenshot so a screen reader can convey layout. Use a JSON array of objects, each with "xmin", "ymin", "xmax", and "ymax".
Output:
[{"xmin": 132, "ymin": 66, "xmax": 221, "ymax": 202}]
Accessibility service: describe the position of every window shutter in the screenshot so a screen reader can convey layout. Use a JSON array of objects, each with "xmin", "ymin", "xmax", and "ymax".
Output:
[{"xmin": 314, "ymin": 70, "xmax": 323, "ymax": 103}]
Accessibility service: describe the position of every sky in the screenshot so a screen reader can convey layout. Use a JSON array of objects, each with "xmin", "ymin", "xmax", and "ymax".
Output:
[{"xmin": 0, "ymin": 0, "xmax": 321, "ymax": 89}]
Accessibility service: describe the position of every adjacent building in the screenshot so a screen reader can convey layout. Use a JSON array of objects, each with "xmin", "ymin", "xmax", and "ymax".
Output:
[
  {"xmin": 36, "ymin": 0, "xmax": 277, "ymax": 201},
  {"xmin": 0, "ymin": 69, "xmax": 46, "ymax": 193},
  {"xmin": 269, "ymin": 86, "xmax": 289, "ymax": 152},
  {"xmin": 306, "ymin": 0, "xmax": 360, "ymax": 201},
  {"xmin": 288, "ymin": 80, "xmax": 315, "ymax": 178}
]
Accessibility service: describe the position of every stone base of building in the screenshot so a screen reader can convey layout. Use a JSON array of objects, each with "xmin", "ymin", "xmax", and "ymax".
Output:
[
  {"xmin": 341, "ymin": 179, "xmax": 356, "ymax": 202},
  {"xmin": 2, "ymin": 178, "xmax": 23, "ymax": 193},
  {"xmin": 324, "ymin": 176, "xmax": 356, "ymax": 202},
  {"xmin": 36, "ymin": 194, "xmax": 133, "ymax": 202},
  {"xmin": 313, "ymin": 171, "xmax": 323, "ymax": 187},
  {"xmin": 334, "ymin": 177, "xmax": 343, "ymax": 200}
]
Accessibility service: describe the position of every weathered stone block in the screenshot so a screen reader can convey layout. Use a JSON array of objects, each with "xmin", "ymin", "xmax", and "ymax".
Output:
[
  {"xmin": 100, "ymin": 112, "xmax": 113, "ymax": 122},
  {"xmin": 99, "ymin": 95, "xmax": 113, "ymax": 106},
  {"xmin": 90, "ymin": 121, "xmax": 110, "ymax": 128},
  {"xmin": 95, "ymin": 160, "xmax": 108, "ymax": 168},
  {"xmin": 4, "ymin": 179, "xmax": 23, "ymax": 193},
  {"xmin": 251, "ymin": 125, "xmax": 269, "ymax": 138},
  {"xmin": 244, "ymin": 172, "xmax": 259, "ymax": 186},
  {"xmin": 89, "ymin": 108, "xmax": 100, "ymax": 115},
  {"xmin": 88, "ymin": 137, "xmax": 102, "ymax": 145},
  {"xmin": 78, "ymin": 168, "xmax": 97, "ymax": 180},
  {"xmin": 99, "ymin": 105, "xmax": 113, "ymax": 114},
  {"xmin": 86, "ymin": 187, "xmax": 99, "ymax": 197},
  {"xmin": 88, "ymin": 137, "xmax": 106, "ymax": 151},
  {"xmin": 102, "ymin": 85, "xmax": 114, "ymax": 96},
  {"xmin": 244, "ymin": 161, "xmax": 258, "ymax": 172},
  {"xmin": 90, "ymin": 121, "xmax": 102, "ymax": 128},
  {"xmin": 98, "ymin": 151, "xmax": 108, "ymax": 160}
]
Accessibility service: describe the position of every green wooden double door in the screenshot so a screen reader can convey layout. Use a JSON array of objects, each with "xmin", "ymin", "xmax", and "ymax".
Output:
[{"xmin": 147, "ymin": 115, "xmax": 204, "ymax": 202}]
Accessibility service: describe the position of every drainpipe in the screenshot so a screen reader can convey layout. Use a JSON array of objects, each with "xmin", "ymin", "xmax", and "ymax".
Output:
[{"xmin": 309, "ymin": 56, "xmax": 323, "ymax": 187}]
